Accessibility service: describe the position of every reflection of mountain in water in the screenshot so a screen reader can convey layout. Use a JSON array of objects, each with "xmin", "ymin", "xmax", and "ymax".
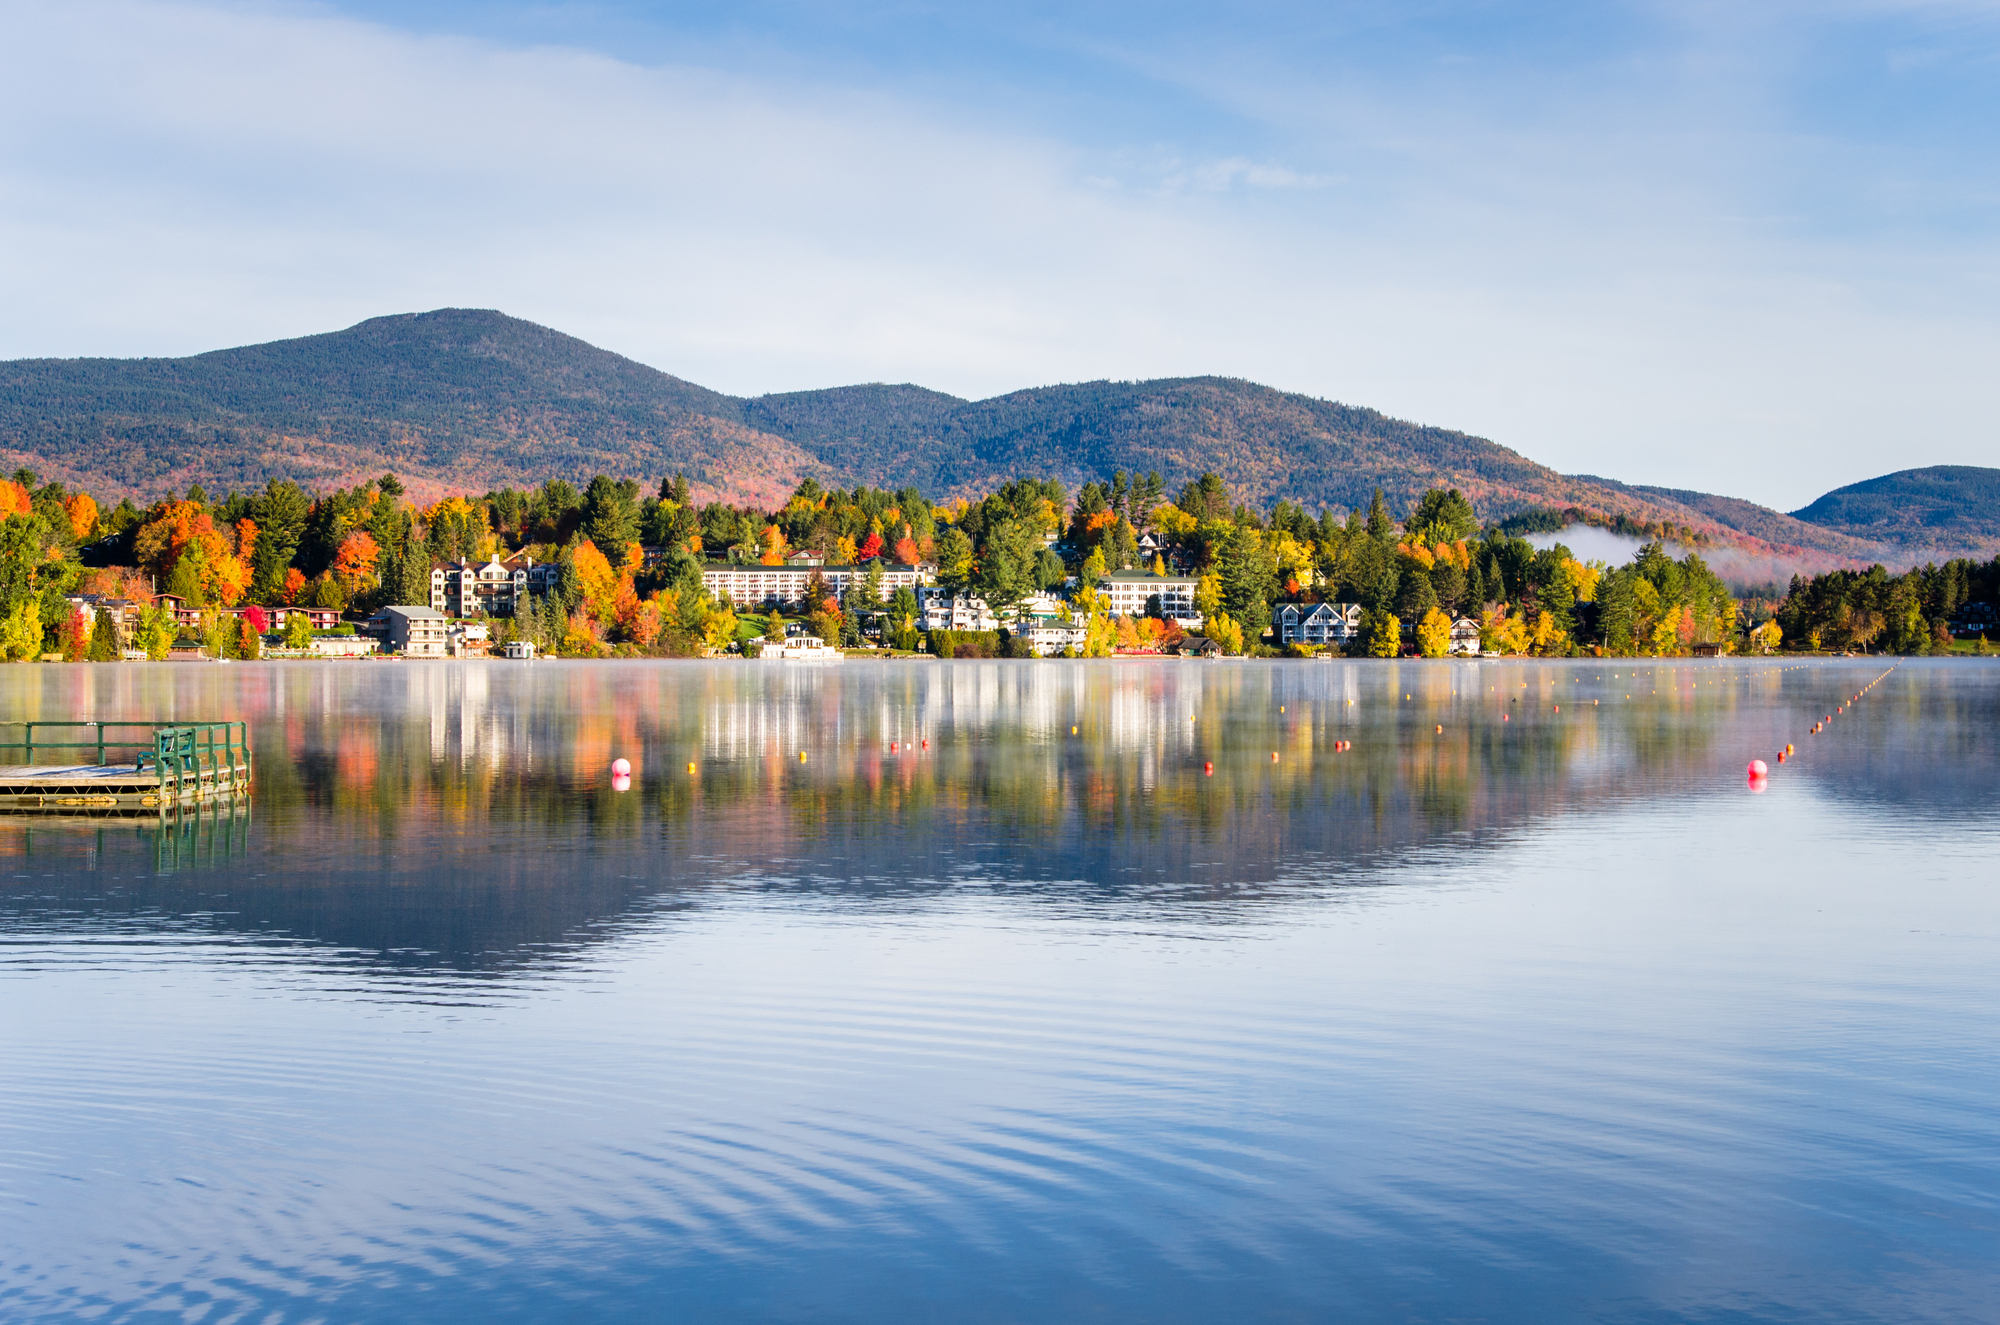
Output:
[{"xmin": 8, "ymin": 659, "xmax": 1976, "ymax": 979}]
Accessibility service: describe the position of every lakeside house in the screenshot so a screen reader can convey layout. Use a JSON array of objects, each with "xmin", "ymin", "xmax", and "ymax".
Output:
[
  {"xmin": 1449, "ymin": 615, "xmax": 1483, "ymax": 655},
  {"xmin": 368, "ymin": 605, "xmax": 449, "ymax": 657},
  {"xmin": 1272, "ymin": 601, "xmax": 1363, "ymax": 647}
]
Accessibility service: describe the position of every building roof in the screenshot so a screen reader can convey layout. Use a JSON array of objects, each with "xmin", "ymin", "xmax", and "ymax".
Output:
[{"xmin": 378, "ymin": 605, "xmax": 446, "ymax": 619}]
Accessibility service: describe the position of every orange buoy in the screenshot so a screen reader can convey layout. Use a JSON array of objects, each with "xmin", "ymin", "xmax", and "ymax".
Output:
[
  {"xmin": 1271, "ymin": 751, "xmax": 1279, "ymax": 761},
  {"xmin": 1435, "ymin": 724, "xmax": 1443, "ymax": 734}
]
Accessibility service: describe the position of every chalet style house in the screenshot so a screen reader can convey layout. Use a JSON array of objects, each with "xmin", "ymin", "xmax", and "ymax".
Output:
[{"xmin": 1272, "ymin": 602, "xmax": 1363, "ymax": 646}]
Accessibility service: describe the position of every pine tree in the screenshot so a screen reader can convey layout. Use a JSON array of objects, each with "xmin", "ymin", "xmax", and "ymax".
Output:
[
  {"xmin": 87, "ymin": 608, "xmax": 118, "ymax": 661},
  {"xmin": 1366, "ymin": 489, "xmax": 1394, "ymax": 543}
]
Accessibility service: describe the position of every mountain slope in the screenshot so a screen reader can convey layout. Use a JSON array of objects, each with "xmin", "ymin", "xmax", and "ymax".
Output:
[
  {"xmin": 0, "ymin": 308, "xmax": 1982, "ymax": 571},
  {"xmin": 1788, "ymin": 466, "xmax": 2000, "ymax": 549},
  {"xmin": 0, "ymin": 309, "xmax": 814, "ymax": 508}
]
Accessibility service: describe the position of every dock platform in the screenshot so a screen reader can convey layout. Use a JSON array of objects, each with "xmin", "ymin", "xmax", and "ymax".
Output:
[{"xmin": 0, "ymin": 722, "xmax": 252, "ymax": 816}]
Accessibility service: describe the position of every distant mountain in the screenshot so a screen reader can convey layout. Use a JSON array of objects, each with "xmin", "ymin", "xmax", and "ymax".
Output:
[
  {"xmin": 0, "ymin": 309, "xmax": 819, "ymax": 510},
  {"xmin": 1569, "ymin": 476, "xmax": 1891, "ymax": 560},
  {"xmin": 1787, "ymin": 466, "xmax": 2000, "ymax": 550},
  {"xmin": 0, "ymin": 309, "xmax": 1987, "ymax": 571}
]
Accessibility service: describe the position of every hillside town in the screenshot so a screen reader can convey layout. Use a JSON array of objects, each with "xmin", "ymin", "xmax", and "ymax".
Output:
[{"xmin": 1, "ymin": 467, "xmax": 1993, "ymax": 662}]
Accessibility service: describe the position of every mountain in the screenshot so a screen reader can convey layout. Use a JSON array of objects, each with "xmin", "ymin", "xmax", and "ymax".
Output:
[
  {"xmin": 1787, "ymin": 466, "xmax": 2000, "ymax": 550},
  {"xmin": 0, "ymin": 309, "xmax": 1987, "ymax": 571},
  {"xmin": 0, "ymin": 309, "xmax": 819, "ymax": 510}
]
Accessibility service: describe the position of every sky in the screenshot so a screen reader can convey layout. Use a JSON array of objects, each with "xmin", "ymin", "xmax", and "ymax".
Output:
[{"xmin": 2, "ymin": 0, "xmax": 1997, "ymax": 511}]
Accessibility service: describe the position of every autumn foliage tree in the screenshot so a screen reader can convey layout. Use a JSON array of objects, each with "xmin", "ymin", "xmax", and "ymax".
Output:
[
  {"xmin": 134, "ymin": 501, "xmax": 252, "ymax": 606},
  {"xmin": 65, "ymin": 493, "xmax": 97, "ymax": 541},
  {"xmin": 331, "ymin": 531, "xmax": 381, "ymax": 590}
]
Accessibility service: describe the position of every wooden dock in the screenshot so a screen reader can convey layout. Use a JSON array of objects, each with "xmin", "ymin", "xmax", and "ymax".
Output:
[
  {"xmin": 0, "ymin": 721, "xmax": 252, "ymax": 816},
  {"xmin": 0, "ymin": 762, "xmax": 251, "ymax": 813}
]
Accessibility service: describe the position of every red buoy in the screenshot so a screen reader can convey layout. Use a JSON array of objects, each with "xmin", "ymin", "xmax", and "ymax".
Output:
[
  {"xmin": 1204, "ymin": 761, "xmax": 1213, "ymax": 776},
  {"xmin": 1748, "ymin": 759, "xmax": 1768, "ymax": 776}
]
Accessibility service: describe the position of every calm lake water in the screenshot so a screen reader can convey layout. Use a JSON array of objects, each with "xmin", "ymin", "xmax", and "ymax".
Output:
[{"xmin": 2, "ymin": 658, "xmax": 1997, "ymax": 1324}]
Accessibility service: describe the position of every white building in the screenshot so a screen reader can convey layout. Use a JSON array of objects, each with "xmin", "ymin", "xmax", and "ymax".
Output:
[
  {"xmin": 1100, "ymin": 571, "xmax": 1201, "ymax": 625},
  {"xmin": 1449, "ymin": 615, "xmax": 1483, "ymax": 656},
  {"xmin": 701, "ymin": 560, "xmax": 930, "ymax": 610},
  {"xmin": 919, "ymin": 587, "xmax": 1078, "ymax": 636}
]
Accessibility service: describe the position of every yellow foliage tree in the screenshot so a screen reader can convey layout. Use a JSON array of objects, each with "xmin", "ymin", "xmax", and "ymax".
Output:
[
  {"xmin": 571, "ymin": 540, "xmax": 624, "ymax": 623},
  {"xmin": 2, "ymin": 599, "xmax": 42, "ymax": 661},
  {"xmin": 1416, "ymin": 606, "xmax": 1451, "ymax": 658},
  {"xmin": 1531, "ymin": 609, "xmax": 1570, "ymax": 655},
  {"xmin": 701, "ymin": 602, "xmax": 739, "ymax": 653},
  {"xmin": 1209, "ymin": 611, "xmax": 1245, "ymax": 655},
  {"xmin": 1194, "ymin": 572, "xmax": 1223, "ymax": 622}
]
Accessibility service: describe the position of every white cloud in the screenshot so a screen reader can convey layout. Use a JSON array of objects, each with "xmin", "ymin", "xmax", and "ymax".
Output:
[{"xmin": 0, "ymin": 0, "xmax": 1996, "ymax": 511}]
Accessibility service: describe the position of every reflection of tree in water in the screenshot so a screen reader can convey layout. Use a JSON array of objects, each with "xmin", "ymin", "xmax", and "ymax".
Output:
[{"xmin": 7, "ymin": 658, "xmax": 1972, "ymax": 981}]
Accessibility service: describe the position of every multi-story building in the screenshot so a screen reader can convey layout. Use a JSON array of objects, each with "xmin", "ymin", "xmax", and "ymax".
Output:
[
  {"xmin": 369, "ymin": 606, "xmax": 449, "ymax": 657},
  {"xmin": 1099, "ymin": 571, "xmax": 1202, "ymax": 625},
  {"xmin": 1272, "ymin": 602, "xmax": 1363, "ymax": 646},
  {"xmin": 701, "ymin": 560, "xmax": 931, "ymax": 610},
  {"xmin": 918, "ymin": 588, "xmax": 1081, "ymax": 641},
  {"xmin": 429, "ymin": 554, "xmax": 558, "ymax": 618},
  {"xmin": 918, "ymin": 587, "xmax": 1000, "ymax": 632}
]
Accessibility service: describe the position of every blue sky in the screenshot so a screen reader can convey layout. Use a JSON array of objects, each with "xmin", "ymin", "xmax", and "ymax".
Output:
[{"xmin": 2, "ymin": 0, "xmax": 1996, "ymax": 509}]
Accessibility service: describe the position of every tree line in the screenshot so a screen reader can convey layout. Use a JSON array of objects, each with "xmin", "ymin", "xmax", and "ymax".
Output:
[{"xmin": 5, "ymin": 458, "xmax": 1988, "ymax": 661}]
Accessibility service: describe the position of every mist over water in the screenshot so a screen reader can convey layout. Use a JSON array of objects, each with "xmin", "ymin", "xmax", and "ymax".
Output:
[{"xmin": 2, "ymin": 659, "xmax": 1996, "ymax": 1323}]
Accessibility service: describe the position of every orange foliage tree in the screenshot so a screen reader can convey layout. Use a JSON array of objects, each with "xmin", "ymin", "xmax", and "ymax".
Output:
[
  {"xmin": 65, "ymin": 493, "xmax": 97, "ymax": 541},
  {"xmin": 134, "ymin": 500, "xmax": 252, "ymax": 606},
  {"xmin": 281, "ymin": 567, "xmax": 308, "ymax": 604},
  {"xmin": 331, "ymin": 531, "xmax": 381, "ymax": 587},
  {"xmin": 0, "ymin": 480, "xmax": 30, "ymax": 520}
]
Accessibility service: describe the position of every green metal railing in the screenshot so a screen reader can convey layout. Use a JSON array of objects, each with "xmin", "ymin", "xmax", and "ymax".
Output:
[{"xmin": 0, "ymin": 721, "xmax": 251, "ymax": 794}]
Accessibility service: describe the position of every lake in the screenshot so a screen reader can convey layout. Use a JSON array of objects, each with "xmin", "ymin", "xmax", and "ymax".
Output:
[{"xmin": 2, "ymin": 657, "xmax": 1996, "ymax": 1323}]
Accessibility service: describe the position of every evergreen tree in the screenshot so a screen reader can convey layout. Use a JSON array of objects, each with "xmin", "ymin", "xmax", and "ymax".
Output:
[
  {"xmin": 249, "ymin": 479, "xmax": 310, "ymax": 601},
  {"xmin": 394, "ymin": 530, "xmax": 432, "ymax": 607},
  {"xmin": 1366, "ymin": 488, "xmax": 1394, "ymax": 542},
  {"xmin": 1397, "ymin": 569, "xmax": 1438, "ymax": 621},
  {"xmin": 87, "ymin": 608, "xmax": 118, "ymax": 661}
]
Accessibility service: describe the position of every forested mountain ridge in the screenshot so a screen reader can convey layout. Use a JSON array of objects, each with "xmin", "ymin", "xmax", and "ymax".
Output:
[
  {"xmin": 0, "ymin": 308, "xmax": 1985, "ymax": 568},
  {"xmin": 1787, "ymin": 467, "xmax": 2000, "ymax": 547},
  {"xmin": 0, "ymin": 310, "xmax": 815, "ymax": 510}
]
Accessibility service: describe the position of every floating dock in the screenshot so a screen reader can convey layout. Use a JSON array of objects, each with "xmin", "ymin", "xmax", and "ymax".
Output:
[{"xmin": 0, "ymin": 722, "xmax": 251, "ymax": 815}]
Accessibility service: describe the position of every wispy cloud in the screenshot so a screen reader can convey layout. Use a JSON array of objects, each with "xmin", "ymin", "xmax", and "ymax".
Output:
[{"xmin": 1, "ymin": 0, "xmax": 1997, "ymax": 510}]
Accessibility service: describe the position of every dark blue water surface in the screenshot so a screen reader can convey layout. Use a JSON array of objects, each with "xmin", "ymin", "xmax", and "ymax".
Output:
[{"xmin": 2, "ymin": 657, "xmax": 1996, "ymax": 1323}]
